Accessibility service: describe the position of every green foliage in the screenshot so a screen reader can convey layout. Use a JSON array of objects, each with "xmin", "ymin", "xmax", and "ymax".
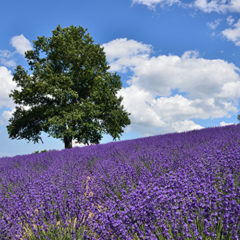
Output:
[
  {"xmin": 33, "ymin": 149, "xmax": 47, "ymax": 154},
  {"xmin": 7, "ymin": 25, "xmax": 131, "ymax": 148}
]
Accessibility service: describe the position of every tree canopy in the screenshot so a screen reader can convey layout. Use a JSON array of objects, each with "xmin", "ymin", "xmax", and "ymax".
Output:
[{"xmin": 7, "ymin": 25, "xmax": 131, "ymax": 148}]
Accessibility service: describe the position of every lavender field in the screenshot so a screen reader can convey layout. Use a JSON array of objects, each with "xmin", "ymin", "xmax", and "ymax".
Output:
[{"xmin": 0, "ymin": 125, "xmax": 240, "ymax": 240}]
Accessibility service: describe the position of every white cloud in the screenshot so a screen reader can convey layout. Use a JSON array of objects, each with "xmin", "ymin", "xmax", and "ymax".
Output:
[
  {"xmin": 102, "ymin": 38, "xmax": 152, "ymax": 72},
  {"xmin": 10, "ymin": 34, "xmax": 32, "ymax": 56},
  {"xmin": 132, "ymin": 0, "xmax": 240, "ymax": 13},
  {"xmin": 118, "ymin": 88, "xmax": 204, "ymax": 134},
  {"xmin": 72, "ymin": 140, "xmax": 96, "ymax": 147},
  {"xmin": 130, "ymin": 50, "xmax": 239, "ymax": 99},
  {"xmin": 132, "ymin": 0, "xmax": 179, "ymax": 9},
  {"xmin": 0, "ymin": 35, "xmax": 32, "ymax": 126},
  {"xmin": 72, "ymin": 141, "xmax": 86, "ymax": 147},
  {"xmin": 220, "ymin": 121, "xmax": 234, "ymax": 126},
  {"xmin": 1, "ymin": 108, "xmax": 15, "ymax": 122},
  {"xmin": 193, "ymin": 0, "xmax": 240, "ymax": 13},
  {"xmin": 222, "ymin": 19, "xmax": 240, "ymax": 46},
  {"xmin": 0, "ymin": 66, "xmax": 15, "ymax": 109},
  {"xmin": 207, "ymin": 19, "xmax": 221, "ymax": 30},
  {"xmin": 0, "ymin": 50, "xmax": 16, "ymax": 67},
  {"xmin": 226, "ymin": 15, "xmax": 235, "ymax": 25},
  {"xmin": 0, "ymin": 106, "xmax": 34, "ymax": 126},
  {"xmin": 0, "ymin": 34, "xmax": 31, "ymax": 67},
  {"xmin": 117, "ymin": 85, "xmax": 165, "ymax": 128},
  {"xmin": 0, "ymin": 50, "xmax": 12, "ymax": 59},
  {"xmin": 172, "ymin": 120, "xmax": 203, "ymax": 132},
  {"xmin": 104, "ymin": 38, "xmax": 240, "ymax": 135},
  {"xmin": 218, "ymin": 81, "xmax": 240, "ymax": 98}
]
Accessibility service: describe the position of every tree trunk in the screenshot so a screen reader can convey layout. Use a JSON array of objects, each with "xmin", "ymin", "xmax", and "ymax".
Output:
[{"xmin": 64, "ymin": 136, "xmax": 72, "ymax": 149}]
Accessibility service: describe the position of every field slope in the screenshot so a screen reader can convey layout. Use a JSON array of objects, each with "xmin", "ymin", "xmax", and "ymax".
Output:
[{"xmin": 0, "ymin": 125, "xmax": 239, "ymax": 239}]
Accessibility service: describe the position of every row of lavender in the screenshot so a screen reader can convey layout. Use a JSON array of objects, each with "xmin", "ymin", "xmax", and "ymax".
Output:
[{"xmin": 0, "ymin": 125, "xmax": 239, "ymax": 239}]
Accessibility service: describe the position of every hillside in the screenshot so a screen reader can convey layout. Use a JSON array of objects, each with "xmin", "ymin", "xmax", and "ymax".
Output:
[{"xmin": 0, "ymin": 125, "xmax": 240, "ymax": 239}]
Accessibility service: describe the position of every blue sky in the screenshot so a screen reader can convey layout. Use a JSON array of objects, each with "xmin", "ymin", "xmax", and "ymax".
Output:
[{"xmin": 1, "ymin": 0, "xmax": 240, "ymax": 157}]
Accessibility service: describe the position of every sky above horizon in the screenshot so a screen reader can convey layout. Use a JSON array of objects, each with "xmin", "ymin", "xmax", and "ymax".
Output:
[{"xmin": 1, "ymin": 0, "xmax": 240, "ymax": 157}]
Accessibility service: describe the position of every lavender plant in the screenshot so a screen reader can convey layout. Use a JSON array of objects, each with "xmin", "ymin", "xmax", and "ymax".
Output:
[{"xmin": 0, "ymin": 125, "xmax": 239, "ymax": 239}]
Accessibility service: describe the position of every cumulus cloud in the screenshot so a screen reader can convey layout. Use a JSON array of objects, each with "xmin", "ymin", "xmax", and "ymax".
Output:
[
  {"xmin": 103, "ymin": 38, "xmax": 240, "ymax": 135},
  {"xmin": 207, "ymin": 19, "xmax": 221, "ymax": 30},
  {"xmin": 132, "ymin": 0, "xmax": 240, "ymax": 13},
  {"xmin": 72, "ymin": 141, "xmax": 87, "ymax": 147},
  {"xmin": 132, "ymin": 0, "xmax": 179, "ymax": 9},
  {"xmin": 102, "ymin": 38, "xmax": 152, "ymax": 72},
  {"xmin": 172, "ymin": 120, "xmax": 203, "ymax": 132},
  {"xmin": 193, "ymin": 0, "xmax": 240, "ymax": 13},
  {"xmin": 226, "ymin": 15, "xmax": 235, "ymax": 25},
  {"xmin": 222, "ymin": 19, "xmax": 240, "ymax": 46},
  {"xmin": 72, "ymin": 141, "xmax": 97, "ymax": 148},
  {"xmin": 1, "ymin": 108, "xmax": 15, "ymax": 125},
  {"xmin": 10, "ymin": 34, "xmax": 32, "ymax": 56},
  {"xmin": 220, "ymin": 121, "xmax": 234, "ymax": 126},
  {"xmin": 0, "ymin": 35, "xmax": 31, "ymax": 68},
  {"xmin": 0, "ymin": 50, "xmax": 16, "ymax": 67},
  {"xmin": 218, "ymin": 81, "xmax": 240, "ymax": 98},
  {"xmin": 0, "ymin": 35, "xmax": 32, "ymax": 126},
  {"xmin": 0, "ymin": 66, "xmax": 15, "ymax": 109},
  {"xmin": 129, "ymin": 50, "xmax": 240, "ymax": 99}
]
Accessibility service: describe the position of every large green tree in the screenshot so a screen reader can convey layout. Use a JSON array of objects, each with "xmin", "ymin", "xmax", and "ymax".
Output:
[{"xmin": 7, "ymin": 25, "xmax": 131, "ymax": 148}]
